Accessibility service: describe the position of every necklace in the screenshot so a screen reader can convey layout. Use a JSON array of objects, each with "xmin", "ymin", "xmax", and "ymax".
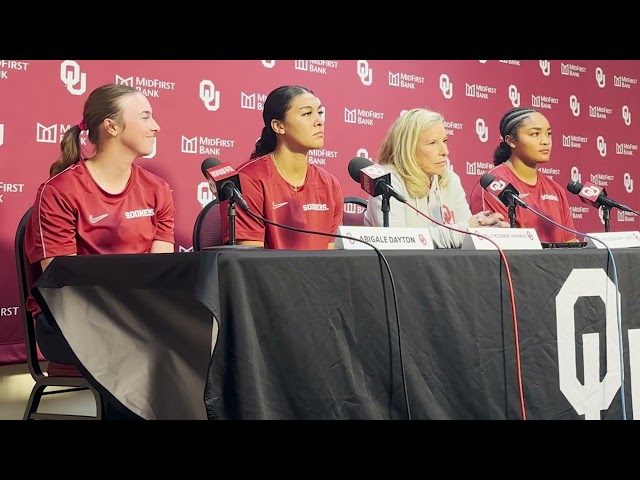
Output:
[
  {"xmin": 89, "ymin": 160, "xmax": 106, "ymax": 189},
  {"xmin": 272, "ymin": 154, "xmax": 307, "ymax": 192}
]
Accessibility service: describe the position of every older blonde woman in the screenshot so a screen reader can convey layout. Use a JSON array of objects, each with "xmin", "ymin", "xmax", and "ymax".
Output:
[{"xmin": 363, "ymin": 108, "xmax": 508, "ymax": 248}]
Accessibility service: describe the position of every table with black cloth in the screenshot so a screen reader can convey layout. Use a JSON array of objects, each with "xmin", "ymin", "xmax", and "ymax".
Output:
[{"xmin": 32, "ymin": 247, "xmax": 640, "ymax": 420}]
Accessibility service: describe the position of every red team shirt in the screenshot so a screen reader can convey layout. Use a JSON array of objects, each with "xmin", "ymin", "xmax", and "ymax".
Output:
[
  {"xmin": 468, "ymin": 162, "xmax": 576, "ymax": 243},
  {"xmin": 221, "ymin": 154, "xmax": 344, "ymax": 249},
  {"xmin": 25, "ymin": 160, "xmax": 175, "ymax": 316}
]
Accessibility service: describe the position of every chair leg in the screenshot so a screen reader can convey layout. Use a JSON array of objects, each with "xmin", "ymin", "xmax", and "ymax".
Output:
[
  {"xmin": 23, "ymin": 385, "xmax": 46, "ymax": 420},
  {"xmin": 90, "ymin": 388, "xmax": 104, "ymax": 420}
]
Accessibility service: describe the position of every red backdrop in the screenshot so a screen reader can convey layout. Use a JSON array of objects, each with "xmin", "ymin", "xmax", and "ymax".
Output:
[{"xmin": 1, "ymin": 59, "xmax": 639, "ymax": 365}]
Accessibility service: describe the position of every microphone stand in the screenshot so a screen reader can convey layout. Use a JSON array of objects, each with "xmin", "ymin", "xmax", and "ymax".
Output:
[
  {"xmin": 601, "ymin": 205, "xmax": 611, "ymax": 232},
  {"xmin": 381, "ymin": 192, "xmax": 391, "ymax": 227},
  {"xmin": 227, "ymin": 199, "xmax": 237, "ymax": 245},
  {"xmin": 508, "ymin": 202, "xmax": 518, "ymax": 228}
]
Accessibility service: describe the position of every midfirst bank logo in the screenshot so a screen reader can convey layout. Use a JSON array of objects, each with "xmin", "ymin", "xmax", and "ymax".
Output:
[
  {"xmin": 261, "ymin": 60, "xmax": 276, "ymax": 69},
  {"xmin": 388, "ymin": 69, "xmax": 425, "ymax": 90},
  {"xmin": 616, "ymin": 142, "xmax": 638, "ymax": 156},
  {"xmin": 562, "ymin": 134, "xmax": 588, "ymax": 149},
  {"xmin": 498, "ymin": 60, "xmax": 522, "ymax": 66},
  {"xmin": 465, "ymin": 82, "xmax": 497, "ymax": 100},
  {"xmin": 344, "ymin": 107, "xmax": 384, "ymax": 126},
  {"xmin": 308, "ymin": 148, "xmax": 338, "ymax": 166},
  {"xmin": 181, "ymin": 135, "xmax": 235, "ymax": 156},
  {"xmin": 466, "ymin": 161, "xmax": 494, "ymax": 176},
  {"xmin": 444, "ymin": 119, "xmax": 463, "ymax": 136},
  {"xmin": 36, "ymin": 123, "xmax": 87, "ymax": 145},
  {"xmin": 439, "ymin": 74, "xmax": 453, "ymax": 99},
  {"xmin": 590, "ymin": 173, "xmax": 614, "ymax": 187},
  {"xmin": 0, "ymin": 124, "xmax": 4, "ymax": 147},
  {"xmin": 539, "ymin": 167, "xmax": 560, "ymax": 181},
  {"xmin": 531, "ymin": 93, "xmax": 559, "ymax": 110},
  {"xmin": 357, "ymin": 60, "xmax": 373, "ymax": 86},
  {"xmin": 614, "ymin": 75, "xmax": 637, "ymax": 89},
  {"xmin": 60, "ymin": 60, "xmax": 86, "ymax": 96},
  {"xmin": 589, "ymin": 104, "xmax": 612, "ymax": 120},
  {"xmin": 241, "ymin": 92, "xmax": 267, "ymax": 110},
  {"xmin": 0, "ymin": 60, "xmax": 29, "ymax": 80},
  {"xmin": 294, "ymin": 60, "xmax": 339, "ymax": 74},
  {"xmin": 199, "ymin": 80, "xmax": 221, "ymax": 112},
  {"xmin": 561, "ymin": 62, "xmax": 586, "ymax": 78},
  {"xmin": 115, "ymin": 74, "xmax": 176, "ymax": 97}
]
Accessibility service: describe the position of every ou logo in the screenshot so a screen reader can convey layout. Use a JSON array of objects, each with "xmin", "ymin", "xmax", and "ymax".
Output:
[
  {"xmin": 490, "ymin": 180, "xmax": 506, "ymax": 192},
  {"xmin": 582, "ymin": 185, "xmax": 601, "ymax": 197},
  {"xmin": 555, "ymin": 268, "xmax": 640, "ymax": 420},
  {"xmin": 363, "ymin": 164, "xmax": 386, "ymax": 177}
]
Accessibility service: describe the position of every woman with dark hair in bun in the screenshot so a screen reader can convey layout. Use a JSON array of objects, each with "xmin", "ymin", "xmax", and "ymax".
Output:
[{"xmin": 468, "ymin": 107, "xmax": 577, "ymax": 243}]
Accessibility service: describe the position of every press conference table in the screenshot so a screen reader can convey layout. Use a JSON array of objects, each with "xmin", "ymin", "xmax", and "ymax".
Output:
[{"xmin": 33, "ymin": 247, "xmax": 640, "ymax": 420}]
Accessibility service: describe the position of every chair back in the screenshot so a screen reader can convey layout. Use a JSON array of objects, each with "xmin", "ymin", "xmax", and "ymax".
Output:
[
  {"xmin": 342, "ymin": 196, "xmax": 368, "ymax": 227},
  {"xmin": 14, "ymin": 206, "xmax": 46, "ymax": 381},
  {"xmin": 14, "ymin": 206, "xmax": 105, "ymax": 419},
  {"xmin": 193, "ymin": 201, "xmax": 223, "ymax": 251}
]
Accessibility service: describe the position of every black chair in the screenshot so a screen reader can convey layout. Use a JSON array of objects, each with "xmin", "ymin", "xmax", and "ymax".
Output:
[
  {"xmin": 15, "ymin": 206, "xmax": 103, "ymax": 420},
  {"xmin": 193, "ymin": 200, "xmax": 223, "ymax": 251},
  {"xmin": 342, "ymin": 196, "xmax": 368, "ymax": 226}
]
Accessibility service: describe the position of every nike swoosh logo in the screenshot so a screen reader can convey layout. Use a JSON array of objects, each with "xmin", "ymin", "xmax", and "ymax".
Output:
[
  {"xmin": 89, "ymin": 214, "xmax": 109, "ymax": 224},
  {"xmin": 272, "ymin": 201, "xmax": 288, "ymax": 210},
  {"xmin": 519, "ymin": 193, "xmax": 530, "ymax": 198}
]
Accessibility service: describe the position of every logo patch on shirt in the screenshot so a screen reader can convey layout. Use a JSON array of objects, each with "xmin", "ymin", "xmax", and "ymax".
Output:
[
  {"xmin": 541, "ymin": 194, "xmax": 559, "ymax": 201},
  {"xmin": 89, "ymin": 214, "xmax": 108, "ymax": 224},
  {"xmin": 272, "ymin": 201, "xmax": 288, "ymax": 210},
  {"xmin": 302, "ymin": 203, "xmax": 329, "ymax": 211},
  {"xmin": 124, "ymin": 209, "xmax": 155, "ymax": 219}
]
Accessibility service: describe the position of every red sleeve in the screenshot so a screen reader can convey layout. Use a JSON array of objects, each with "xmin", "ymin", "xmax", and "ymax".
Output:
[
  {"xmin": 331, "ymin": 177, "xmax": 344, "ymax": 234},
  {"xmin": 221, "ymin": 171, "xmax": 265, "ymax": 244},
  {"xmin": 25, "ymin": 183, "xmax": 77, "ymax": 263},
  {"xmin": 154, "ymin": 183, "xmax": 176, "ymax": 243}
]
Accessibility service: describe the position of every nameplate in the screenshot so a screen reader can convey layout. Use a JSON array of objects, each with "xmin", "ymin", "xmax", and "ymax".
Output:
[
  {"xmin": 462, "ymin": 228, "xmax": 542, "ymax": 250},
  {"xmin": 335, "ymin": 226, "xmax": 434, "ymax": 250},
  {"xmin": 583, "ymin": 231, "xmax": 640, "ymax": 249}
]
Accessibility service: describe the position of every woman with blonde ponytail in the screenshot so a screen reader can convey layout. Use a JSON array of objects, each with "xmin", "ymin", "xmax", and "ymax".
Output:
[{"xmin": 23, "ymin": 83, "xmax": 176, "ymax": 419}]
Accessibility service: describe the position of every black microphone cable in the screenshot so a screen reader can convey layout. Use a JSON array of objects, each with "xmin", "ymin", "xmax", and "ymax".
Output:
[
  {"xmin": 521, "ymin": 204, "xmax": 627, "ymax": 420},
  {"xmin": 241, "ymin": 206, "xmax": 412, "ymax": 420},
  {"xmin": 401, "ymin": 202, "xmax": 527, "ymax": 421}
]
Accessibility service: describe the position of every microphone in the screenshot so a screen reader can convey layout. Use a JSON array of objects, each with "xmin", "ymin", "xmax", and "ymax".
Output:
[
  {"xmin": 200, "ymin": 157, "xmax": 248, "ymax": 212},
  {"xmin": 480, "ymin": 173, "xmax": 529, "ymax": 209},
  {"xmin": 567, "ymin": 181, "xmax": 636, "ymax": 214},
  {"xmin": 347, "ymin": 157, "xmax": 407, "ymax": 203}
]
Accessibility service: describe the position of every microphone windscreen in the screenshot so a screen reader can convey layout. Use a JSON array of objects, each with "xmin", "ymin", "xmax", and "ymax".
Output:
[
  {"xmin": 479, "ymin": 173, "xmax": 496, "ymax": 189},
  {"xmin": 567, "ymin": 181, "xmax": 583, "ymax": 194},
  {"xmin": 347, "ymin": 157, "xmax": 374, "ymax": 183},
  {"xmin": 201, "ymin": 157, "xmax": 222, "ymax": 177}
]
